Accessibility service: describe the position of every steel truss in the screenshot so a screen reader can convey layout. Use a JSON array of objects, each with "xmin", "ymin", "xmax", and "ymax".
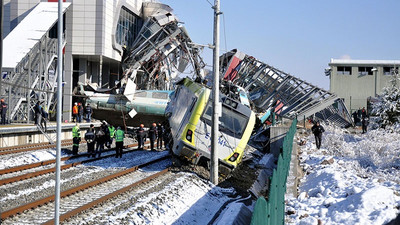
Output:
[
  {"xmin": 220, "ymin": 49, "xmax": 354, "ymax": 127},
  {"xmin": 120, "ymin": 8, "xmax": 205, "ymax": 95},
  {"xmin": 1, "ymin": 33, "xmax": 61, "ymax": 123}
]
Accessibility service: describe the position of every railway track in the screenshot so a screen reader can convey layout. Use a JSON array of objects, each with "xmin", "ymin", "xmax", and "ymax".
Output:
[
  {"xmin": 0, "ymin": 142, "xmax": 149, "ymax": 185},
  {"xmin": 0, "ymin": 139, "xmax": 75, "ymax": 156},
  {"xmin": 0, "ymin": 155, "xmax": 171, "ymax": 224}
]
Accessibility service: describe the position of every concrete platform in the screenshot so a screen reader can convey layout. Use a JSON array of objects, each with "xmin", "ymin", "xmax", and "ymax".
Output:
[{"xmin": 0, "ymin": 121, "xmax": 101, "ymax": 147}]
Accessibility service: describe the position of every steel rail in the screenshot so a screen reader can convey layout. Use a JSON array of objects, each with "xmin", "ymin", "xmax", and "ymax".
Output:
[
  {"xmin": 0, "ymin": 155, "xmax": 170, "ymax": 220},
  {"xmin": 0, "ymin": 139, "xmax": 72, "ymax": 152},
  {"xmin": 0, "ymin": 140, "xmax": 74, "ymax": 156},
  {"xmin": 0, "ymin": 142, "xmax": 151, "ymax": 185},
  {"xmin": 0, "ymin": 141, "xmax": 150, "ymax": 175},
  {"xmin": 42, "ymin": 168, "xmax": 170, "ymax": 225}
]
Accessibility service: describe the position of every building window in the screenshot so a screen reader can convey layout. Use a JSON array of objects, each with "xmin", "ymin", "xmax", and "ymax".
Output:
[
  {"xmin": 116, "ymin": 7, "xmax": 143, "ymax": 48},
  {"xmin": 383, "ymin": 67, "xmax": 399, "ymax": 75},
  {"xmin": 337, "ymin": 66, "xmax": 352, "ymax": 75},
  {"xmin": 358, "ymin": 67, "xmax": 373, "ymax": 75}
]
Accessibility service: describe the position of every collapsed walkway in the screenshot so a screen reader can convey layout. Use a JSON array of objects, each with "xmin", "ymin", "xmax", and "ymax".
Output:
[{"xmin": 220, "ymin": 49, "xmax": 353, "ymax": 128}]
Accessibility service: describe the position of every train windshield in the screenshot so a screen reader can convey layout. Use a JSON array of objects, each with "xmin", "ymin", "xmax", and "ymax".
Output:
[{"xmin": 202, "ymin": 101, "xmax": 249, "ymax": 137}]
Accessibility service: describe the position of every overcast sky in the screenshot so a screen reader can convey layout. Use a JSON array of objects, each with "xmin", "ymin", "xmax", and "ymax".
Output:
[{"xmin": 161, "ymin": 0, "xmax": 400, "ymax": 90}]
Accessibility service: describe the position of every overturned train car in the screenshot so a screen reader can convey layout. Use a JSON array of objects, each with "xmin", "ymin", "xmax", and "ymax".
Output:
[{"xmin": 166, "ymin": 78, "xmax": 256, "ymax": 174}]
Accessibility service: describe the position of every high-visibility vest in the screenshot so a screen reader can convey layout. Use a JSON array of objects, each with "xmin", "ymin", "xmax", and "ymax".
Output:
[
  {"xmin": 72, "ymin": 126, "xmax": 80, "ymax": 138},
  {"xmin": 115, "ymin": 129, "xmax": 124, "ymax": 142},
  {"xmin": 109, "ymin": 126, "xmax": 116, "ymax": 138},
  {"xmin": 72, "ymin": 105, "xmax": 78, "ymax": 114}
]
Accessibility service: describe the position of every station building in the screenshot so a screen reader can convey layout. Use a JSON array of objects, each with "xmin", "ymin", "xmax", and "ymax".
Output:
[
  {"xmin": 327, "ymin": 59, "xmax": 400, "ymax": 113},
  {"xmin": 0, "ymin": 0, "xmax": 162, "ymax": 122}
]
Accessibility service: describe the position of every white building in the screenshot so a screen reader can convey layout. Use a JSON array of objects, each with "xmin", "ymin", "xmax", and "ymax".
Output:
[
  {"xmin": 1, "ymin": 0, "xmax": 148, "ymax": 121},
  {"xmin": 328, "ymin": 59, "xmax": 400, "ymax": 113}
]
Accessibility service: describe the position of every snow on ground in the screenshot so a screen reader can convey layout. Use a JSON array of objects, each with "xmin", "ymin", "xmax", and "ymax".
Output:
[
  {"xmin": 286, "ymin": 124, "xmax": 400, "ymax": 225},
  {"xmin": 103, "ymin": 172, "xmax": 239, "ymax": 224},
  {"xmin": 0, "ymin": 149, "xmax": 58, "ymax": 169},
  {"xmin": 1, "ymin": 144, "xmax": 249, "ymax": 224}
]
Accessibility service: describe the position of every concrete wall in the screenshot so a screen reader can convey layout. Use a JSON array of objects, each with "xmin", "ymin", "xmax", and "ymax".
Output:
[
  {"xmin": 269, "ymin": 125, "xmax": 290, "ymax": 157},
  {"xmin": 286, "ymin": 129, "xmax": 304, "ymax": 199},
  {"xmin": 0, "ymin": 123, "xmax": 100, "ymax": 147}
]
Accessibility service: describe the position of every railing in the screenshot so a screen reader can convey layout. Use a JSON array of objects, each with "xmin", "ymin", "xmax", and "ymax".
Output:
[{"xmin": 251, "ymin": 118, "xmax": 297, "ymax": 225}]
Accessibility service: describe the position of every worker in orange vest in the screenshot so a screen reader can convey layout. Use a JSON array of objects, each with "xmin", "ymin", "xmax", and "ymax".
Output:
[{"xmin": 72, "ymin": 102, "xmax": 78, "ymax": 122}]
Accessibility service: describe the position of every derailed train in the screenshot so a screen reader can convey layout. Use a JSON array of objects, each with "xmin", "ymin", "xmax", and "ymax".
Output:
[
  {"xmin": 80, "ymin": 77, "xmax": 256, "ymax": 174},
  {"xmin": 166, "ymin": 78, "xmax": 256, "ymax": 174}
]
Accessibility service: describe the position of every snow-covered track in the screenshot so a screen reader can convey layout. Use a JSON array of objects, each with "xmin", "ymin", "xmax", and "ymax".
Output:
[
  {"xmin": 0, "ymin": 139, "xmax": 76, "ymax": 156},
  {"xmin": 0, "ymin": 155, "xmax": 170, "ymax": 224},
  {"xmin": 0, "ymin": 143, "xmax": 144, "ymax": 185}
]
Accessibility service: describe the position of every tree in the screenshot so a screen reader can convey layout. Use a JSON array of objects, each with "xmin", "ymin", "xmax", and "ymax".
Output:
[{"xmin": 372, "ymin": 68, "xmax": 400, "ymax": 127}]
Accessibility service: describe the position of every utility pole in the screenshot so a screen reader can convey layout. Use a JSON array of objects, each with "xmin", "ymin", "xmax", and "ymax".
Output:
[
  {"xmin": 54, "ymin": 0, "xmax": 63, "ymax": 224},
  {"xmin": 211, "ymin": 0, "xmax": 220, "ymax": 185}
]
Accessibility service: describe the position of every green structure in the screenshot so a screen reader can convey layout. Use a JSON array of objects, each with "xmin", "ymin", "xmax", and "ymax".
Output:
[{"xmin": 251, "ymin": 118, "xmax": 297, "ymax": 225}]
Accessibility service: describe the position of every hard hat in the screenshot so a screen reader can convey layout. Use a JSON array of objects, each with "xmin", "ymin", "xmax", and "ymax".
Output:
[
  {"xmin": 117, "ymin": 126, "xmax": 121, "ymax": 129},
  {"xmin": 74, "ymin": 102, "xmax": 77, "ymax": 105}
]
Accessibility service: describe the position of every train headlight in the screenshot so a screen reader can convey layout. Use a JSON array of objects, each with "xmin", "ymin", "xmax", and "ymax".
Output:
[
  {"xmin": 228, "ymin": 152, "xmax": 240, "ymax": 162},
  {"xmin": 186, "ymin": 129, "xmax": 193, "ymax": 142}
]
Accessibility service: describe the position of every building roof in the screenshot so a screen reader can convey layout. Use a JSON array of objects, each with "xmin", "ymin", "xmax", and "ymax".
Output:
[
  {"xmin": 329, "ymin": 59, "xmax": 400, "ymax": 66},
  {"xmin": 2, "ymin": 2, "xmax": 71, "ymax": 70}
]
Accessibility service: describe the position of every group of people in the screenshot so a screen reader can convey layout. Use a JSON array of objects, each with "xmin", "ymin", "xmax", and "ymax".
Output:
[
  {"xmin": 72, "ymin": 121, "xmax": 125, "ymax": 158},
  {"xmin": 72, "ymin": 102, "xmax": 92, "ymax": 123},
  {"xmin": 310, "ymin": 106, "xmax": 370, "ymax": 149},
  {"xmin": 136, "ymin": 122, "xmax": 167, "ymax": 151},
  {"xmin": 352, "ymin": 107, "xmax": 369, "ymax": 134},
  {"xmin": 34, "ymin": 101, "xmax": 49, "ymax": 131}
]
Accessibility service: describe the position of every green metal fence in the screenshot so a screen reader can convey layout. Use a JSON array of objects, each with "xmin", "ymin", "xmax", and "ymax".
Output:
[{"xmin": 251, "ymin": 118, "xmax": 297, "ymax": 225}]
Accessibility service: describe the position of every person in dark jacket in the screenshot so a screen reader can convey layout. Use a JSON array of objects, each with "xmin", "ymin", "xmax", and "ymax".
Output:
[
  {"xmin": 85, "ymin": 103, "xmax": 92, "ymax": 122},
  {"xmin": 148, "ymin": 123, "xmax": 157, "ymax": 151},
  {"xmin": 352, "ymin": 111, "xmax": 358, "ymax": 126},
  {"xmin": 34, "ymin": 101, "xmax": 42, "ymax": 125},
  {"xmin": 362, "ymin": 117, "xmax": 369, "ymax": 134},
  {"xmin": 157, "ymin": 122, "xmax": 164, "ymax": 150},
  {"xmin": 137, "ymin": 124, "xmax": 145, "ymax": 150},
  {"xmin": 0, "ymin": 99, "xmax": 8, "ymax": 125},
  {"xmin": 40, "ymin": 103, "xmax": 48, "ymax": 132},
  {"xmin": 162, "ymin": 120, "xmax": 170, "ymax": 149},
  {"xmin": 361, "ymin": 107, "xmax": 367, "ymax": 119},
  {"xmin": 95, "ymin": 126, "xmax": 107, "ymax": 158},
  {"xmin": 85, "ymin": 124, "xmax": 96, "ymax": 157},
  {"xmin": 101, "ymin": 121, "xmax": 111, "ymax": 148},
  {"xmin": 77, "ymin": 103, "xmax": 84, "ymax": 123},
  {"xmin": 311, "ymin": 121, "xmax": 325, "ymax": 149}
]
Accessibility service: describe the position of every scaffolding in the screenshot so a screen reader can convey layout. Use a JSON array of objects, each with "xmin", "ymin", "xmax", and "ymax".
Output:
[
  {"xmin": 119, "ymin": 4, "xmax": 205, "ymax": 101},
  {"xmin": 1, "ymin": 3, "xmax": 71, "ymax": 124}
]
